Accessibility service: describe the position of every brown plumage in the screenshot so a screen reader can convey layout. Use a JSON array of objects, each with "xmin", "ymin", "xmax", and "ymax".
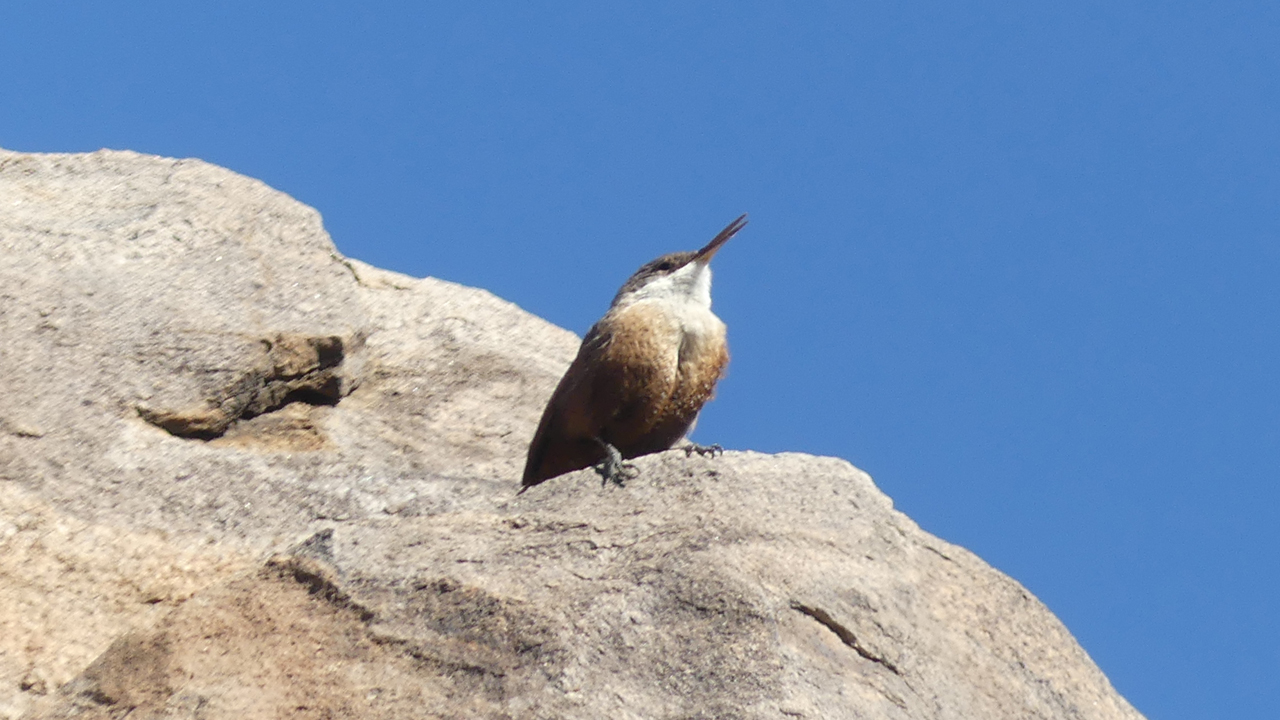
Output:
[{"xmin": 521, "ymin": 215, "xmax": 745, "ymax": 490}]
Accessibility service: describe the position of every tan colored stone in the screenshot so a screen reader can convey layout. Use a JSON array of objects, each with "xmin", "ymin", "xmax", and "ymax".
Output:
[{"xmin": 0, "ymin": 148, "xmax": 1144, "ymax": 719}]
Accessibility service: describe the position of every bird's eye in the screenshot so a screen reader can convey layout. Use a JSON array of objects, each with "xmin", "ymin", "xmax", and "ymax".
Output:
[{"xmin": 657, "ymin": 261, "xmax": 674, "ymax": 271}]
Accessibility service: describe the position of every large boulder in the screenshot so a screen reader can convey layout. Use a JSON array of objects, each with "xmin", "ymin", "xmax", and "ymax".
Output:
[{"xmin": 0, "ymin": 148, "xmax": 1144, "ymax": 719}]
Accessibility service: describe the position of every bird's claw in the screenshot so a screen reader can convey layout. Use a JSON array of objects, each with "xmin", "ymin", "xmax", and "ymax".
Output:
[
  {"xmin": 594, "ymin": 440, "xmax": 639, "ymax": 487},
  {"xmin": 683, "ymin": 443, "xmax": 724, "ymax": 458}
]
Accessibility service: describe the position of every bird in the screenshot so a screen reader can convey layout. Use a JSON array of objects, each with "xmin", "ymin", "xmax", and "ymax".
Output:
[{"xmin": 521, "ymin": 214, "xmax": 746, "ymax": 491}]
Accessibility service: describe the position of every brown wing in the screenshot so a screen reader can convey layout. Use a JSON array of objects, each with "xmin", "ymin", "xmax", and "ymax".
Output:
[
  {"xmin": 521, "ymin": 307, "xmax": 681, "ymax": 488},
  {"xmin": 592, "ymin": 304, "xmax": 681, "ymax": 454},
  {"xmin": 521, "ymin": 323, "xmax": 615, "ymax": 488}
]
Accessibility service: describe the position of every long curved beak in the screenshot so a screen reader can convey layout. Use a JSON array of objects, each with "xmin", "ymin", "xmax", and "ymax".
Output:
[{"xmin": 692, "ymin": 213, "xmax": 748, "ymax": 264}]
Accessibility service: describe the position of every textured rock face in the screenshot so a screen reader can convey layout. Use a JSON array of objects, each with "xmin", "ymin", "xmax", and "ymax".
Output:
[{"xmin": 0, "ymin": 148, "xmax": 1145, "ymax": 719}]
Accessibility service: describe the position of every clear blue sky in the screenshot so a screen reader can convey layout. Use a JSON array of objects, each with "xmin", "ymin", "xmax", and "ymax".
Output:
[{"xmin": 3, "ymin": 3, "xmax": 1276, "ymax": 717}]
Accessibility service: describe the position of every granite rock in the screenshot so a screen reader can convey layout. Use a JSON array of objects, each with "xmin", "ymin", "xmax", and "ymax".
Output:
[{"xmin": 0, "ymin": 148, "xmax": 1144, "ymax": 720}]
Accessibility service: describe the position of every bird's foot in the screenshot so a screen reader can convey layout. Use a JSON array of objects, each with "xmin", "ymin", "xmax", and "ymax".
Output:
[
  {"xmin": 683, "ymin": 442, "xmax": 724, "ymax": 458},
  {"xmin": 593, "ymin": 440, "xmax": 639, "ymax": 487}
]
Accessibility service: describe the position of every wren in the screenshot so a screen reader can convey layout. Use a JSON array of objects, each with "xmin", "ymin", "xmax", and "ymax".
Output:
[{"xmin": 521, "ymin": 214, "xmax": 746, "ymax": 490}]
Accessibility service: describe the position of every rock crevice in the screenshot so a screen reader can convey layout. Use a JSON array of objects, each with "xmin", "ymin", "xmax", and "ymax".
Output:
[{"xmin": 135, "ymin": 332, "xmax": 358, "ymax": 440}]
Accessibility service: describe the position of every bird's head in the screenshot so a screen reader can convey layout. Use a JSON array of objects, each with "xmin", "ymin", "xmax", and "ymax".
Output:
[{"xmin": 610, "ymin": 214, "xmax": 747, "ymax": 309}]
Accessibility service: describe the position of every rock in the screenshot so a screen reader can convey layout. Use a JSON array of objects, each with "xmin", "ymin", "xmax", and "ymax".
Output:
[{"xmin": 0, "ymin": 148, "xmax": 1145, "ymax": 719}]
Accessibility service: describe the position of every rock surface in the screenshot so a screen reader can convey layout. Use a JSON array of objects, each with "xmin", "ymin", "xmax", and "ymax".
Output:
[{"xmin": 0, "ymin": 148, "xmax": 1145, "ymax": 719}]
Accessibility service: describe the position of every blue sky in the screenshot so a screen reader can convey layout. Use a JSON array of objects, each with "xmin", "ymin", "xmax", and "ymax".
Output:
[{"xmin": 3, "ymin": 3, "xmax": 1277, "ymax": 717}]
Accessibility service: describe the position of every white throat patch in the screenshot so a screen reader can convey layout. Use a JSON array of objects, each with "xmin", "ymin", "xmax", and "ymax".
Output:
[{"xmin": 623, "ymin": 261, "xmax": 714, "ymax": 309}]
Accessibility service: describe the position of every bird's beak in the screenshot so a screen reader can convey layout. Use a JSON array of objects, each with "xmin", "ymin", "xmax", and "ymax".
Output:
[{"xmin": 692, "ymin": 213, "xmax": 748, "ymax": 264}]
